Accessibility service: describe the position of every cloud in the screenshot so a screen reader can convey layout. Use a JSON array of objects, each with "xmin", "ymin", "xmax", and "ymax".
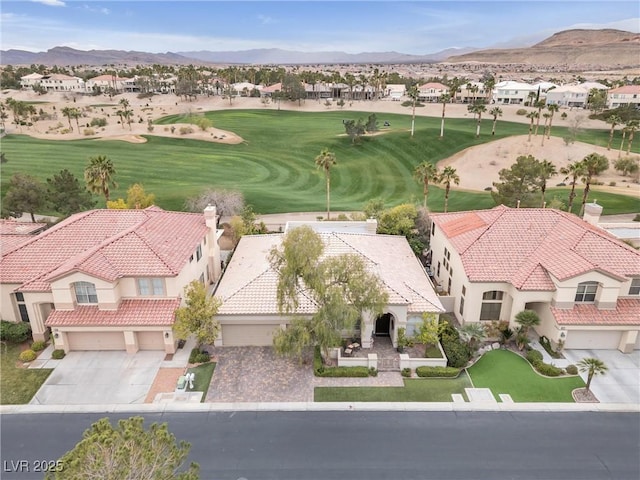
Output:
[
  {"xmin": 257, "ymin": 14, "xmax": 275, "ymax": 25},
  {"xmin": 81, "ymin": 4, "xmax": 110, "ymax": 15},
  {"xmin": 31, "ymin": 0, "xmax": 66, "ymax": 6}
]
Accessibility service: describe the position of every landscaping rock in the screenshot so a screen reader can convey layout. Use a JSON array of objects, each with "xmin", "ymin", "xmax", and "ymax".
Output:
[{"xmin": 491, "ymin": 342, "xmax": 500, "ymax": 350}]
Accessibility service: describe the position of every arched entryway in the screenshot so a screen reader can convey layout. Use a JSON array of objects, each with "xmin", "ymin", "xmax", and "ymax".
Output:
[{"xmin": 375, "ymin": 313, "xmax": 394, "ymax": 337}]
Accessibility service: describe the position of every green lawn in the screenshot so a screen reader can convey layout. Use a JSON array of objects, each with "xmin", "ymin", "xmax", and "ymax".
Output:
[
  {"xmin": 314, "ymin": 375, "xmax": 472, "ymax": 402},
  {"xmin": 2, "ymin": 109, "xmax": 637, "ymax": 214},
  {"xmin": 467, "ymin": 349, "xmax": 584, "ymax": 402},
  {"xmin": 0, "ymin": 343, "xmax": 53, "ymax": 405},
  {"xmin": 186, "ymin": 362, "xmax": 215, "ymax": 402}
]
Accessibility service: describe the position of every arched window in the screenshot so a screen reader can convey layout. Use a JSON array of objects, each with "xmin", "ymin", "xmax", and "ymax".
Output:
[
  {"xmin": 575, "ymin": 282, "xmax": 598, "ymax": 303},
  {"xmin": 74, "ymin": 281, "xmax": 97, "ymax": 304},
  {"xmin": 480, "ymin": 290, "xmax": 504, "ymax": 321}
]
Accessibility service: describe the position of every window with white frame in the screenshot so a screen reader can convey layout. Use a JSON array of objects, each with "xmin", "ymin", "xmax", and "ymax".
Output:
[
  {"xmin": 196, "ymin": 244, "xmax": 203, "ymax": 261},
  {"xmin": 629, "ymin": 279, "xmax": 640, "ymax": 296},
  {"xmin": 480, "ymin": 290, "xmax": 503, "ymax": 320},
  {"xmin": 137, "ymin": 278, "xmax": 165, "ymax": 296},
  {"xmin": 575, "ymin": 282, "xmax": 598, "ymax": 302},
  {"xmin": 74, "ymin": 281, "xmax": 98, "ymax": 304}
]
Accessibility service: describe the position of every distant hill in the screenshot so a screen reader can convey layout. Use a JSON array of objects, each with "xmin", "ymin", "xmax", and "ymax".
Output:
[
  {"xmin": 445, "ymin": 29, "xmax": 640, "ymax": 67},
  {"xmin": 0, "ymin": 45, "xmax": 476, "ymax": 67}
]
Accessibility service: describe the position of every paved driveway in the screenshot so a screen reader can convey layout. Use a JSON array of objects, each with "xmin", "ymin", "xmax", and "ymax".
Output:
[
  {"xmin": 30, "ymin": 351, "xmax": 165, "ymax": 405},
  {"xmin": 562, "ymin": 349, "xmax": 640, "ymax": 404}
]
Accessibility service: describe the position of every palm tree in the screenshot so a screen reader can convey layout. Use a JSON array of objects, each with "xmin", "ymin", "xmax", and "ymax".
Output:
[
  {"xmin": 61, "ymin": 106, "xmax": 75, "ymax": 132},
  {"xmin": 541, "ymin": 113, "xmax": 552, "ymax": 146},
  {"xmin": 561, "ymin": 160, "xmax": 585, "ymax": 213},
  {"xmin": 84, "ymin": 155, "xmax": 117, "ymax": 203},
  {"xmin": 538, "ymin": 159, "xmax": 557, "ymax": 207},
  {"xmin": 407, "ymin": 85, "xmax": 420, "ymax": 137},
  {"xmin": 439, "ymin": 166, "xmax": 460, "ymax": 213},
  {"xmin": 118, "ymin": 98, "xmax": 133, "ymax": 130},
  {"xmin": 514, "ymin": 310, "xmax": 540, "ymax": 337},
  {"xmin": 439, "ymin": 93, "xmax": 451, "ymax": 138},
  {"xmin": 577, "ymin": 357, "xmax": 608, "ymax": 393},
  {"xmin": 546, "ymin": 104, "xmax": 559, "ymax": 139},
  {"xmin": 483, "ymin": 75, "xmax": 495, "ymax": 104},
  {"xmin": 71, "ymin": 107, "xmax": 81, "ymax": 132},
  {"xmin": 469, "ymin": 103, "xmax": 486, "ymax": 137},
  {"xmin": 579, "ymin": 153, "xmax": 610, "ymax": 215},
  {"xmin": 526, "ymin": 111, "xmax": 538, "ymax": 142},
  {"xmin": 459, "ymin": 323, "xmax": 487, "ymax": 350},
  {"xmin": 618, "ymin": 125, "xmax": 628, "ymax": 159},
  {"xmin": 606, "ymin": 114, "xmax": 621, "ymax": 150},
  {"xmin": 489, "ymin": 107, "xmax": 502, "ymax": 136},
  {"xmin": 413, "ymin": 162, "xmax": 439, "ymax": 209},
  {"xmin": 625, "ymin": 120, "xmax": 639, "ymax": 155},
  {"xmin": 314, "ymin": 148, "xmax": 337, "ymax": 220}
]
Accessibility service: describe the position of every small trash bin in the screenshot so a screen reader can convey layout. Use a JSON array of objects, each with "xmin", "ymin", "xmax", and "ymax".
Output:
[{"xmin": 175, "ymin": 375, "xmax": 187, "ymax": 393}]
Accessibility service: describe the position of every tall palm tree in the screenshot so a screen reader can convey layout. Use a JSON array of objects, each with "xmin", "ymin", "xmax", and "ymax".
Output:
[
  {"xmin": 579, "ymin": 153, "xmax": 610, "ymax": 215},
  {"xmin": 489, "ymin": 107, "xmax": 502, "ymax": 136},
  {"xmin": 413, "ymin": 162, "xmax": 439, "ymax": 209},
  {"xmin": 546, "ymin": 104, "xmax": 559, "ymax": 139},
  {"xmin": 526, "ymin": 111, "xmax": 538, "ymax": 142},
  {"xmin": 577, "ymin": 357, "xmax": 608, "ymax": 393},
  {"xmin": 606, "ymin": 114, "xmax": 621, "ymax": 150},
  {"xmin": 625, "ymin": 119, "xmax": 639, "ymax": 155},
  {"xmin": 314, "ymin": 148, "xmax": 337, "ymax": 220},
  {"xmin": 118, "ymin": 98, "xmax": 133, "ymax": 130},
  {"xmin": 538, "ymin": 159, "xmax": 557, "ymax": 207},
  {"xmin": 469, "ymin": 103, "xmax": 486, "ymax": 137},
  {"xmin": 483, "ymin": 75, "xmax": 496, "ymax": 104},
  {"xmin": 561, "ymin": 160, "xmax": 585, "ymax": 213},
  {"xmin": 541, "ymin": 113, "xmax": 552, "ymax": 146},
  {"xmin": 439, "ymin": 166, "xmax": 460, "ymax": 213},
  {"xmin": 407, "ymin": 85, "xmax": 420, "ymax": 137},
  {"xmin": 533, "ymin": 100, "xmax": 546, "ymax": 135},
  {"xmin": 618, "ymin": 125, "xmax": 628, "ymax": 159},
  {"xmin": 61, "ymin": 106, "xmax": 75, "ymax": 132},
  {"xmin": 84, "ymin": 155, "xmax": 117, "ymax": 203},
  {"xmin": 439, "ymin": 93, "xmax": 451, "ymax": 138}
]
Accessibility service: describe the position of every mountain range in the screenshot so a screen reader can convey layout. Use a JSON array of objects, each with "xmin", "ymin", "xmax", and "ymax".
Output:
[{"xmin": 0, "ymin": 29, "xmax": 637, "ymax": 67}]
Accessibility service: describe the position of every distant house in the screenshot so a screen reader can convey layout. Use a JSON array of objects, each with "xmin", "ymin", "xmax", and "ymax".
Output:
[
  {"xmin": 0, "ymin": 206, "xmax": 222, "ymax": 354},
  {"xmin": 429, "ymin": 205, "xmax": 640, "ymax": 352},
  {"xmin": 456, "ymin": 81, "xmax": 490, "ymax": 104},
  {"xmin": 85, "ymin": 74, "xmax": 131, "ymax": 93},
  {"xmin": 418, "ymin": 82, "xmax": 449, "ymax": 102},
  {"xmin": 38, "ymin": 74, "xmax": 85, "ymax": 92},
  {"xmin": 607, "ymin": 85, "xmax": 640, "ymax": 109},
  {"xmin": 545, "ymin": 85, "xmax": 590, "ymax": 108},
  {"xmin": 260, "ymin": 83, "xmax": 282, "ymax": 98},
  {"xmin": 20, "ymin": 73, "xmax": 44, "ymax": 90},
  {"xmin": 385, "ymin": 84, "xmax": 406, "ymax": 101},
  {"xmin": 213, "ymin": 221, "xmax": 444, "ymax": 348},
  {"xmin": 493, "ymin": 81, "xmax": 537, "ymax": 105},
  {"xmin": 0, "ymin": 220, "xmax": 48, "ymax": 255}
]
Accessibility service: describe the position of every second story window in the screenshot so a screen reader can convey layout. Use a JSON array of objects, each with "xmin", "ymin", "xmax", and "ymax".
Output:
[
  {"xmin": 629, "ymin": 279, "xmax": 640, "ymax": 296},
  {"xmin": 137, "ymin": 278, "xmax": 165, "ymax": 296},
  {"xmin": 196, "ymin": 244, "xmax": 202, "ymax": 261},
  {"xmin": 75, "ymin": 281, "xmax": 98, "ymax": 304},
  {"xmin": 575, "ymin": 282, "xmax": 598, "ymax": 303}
]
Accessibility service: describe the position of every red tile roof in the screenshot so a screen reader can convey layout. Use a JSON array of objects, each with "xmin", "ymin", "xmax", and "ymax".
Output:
[
  {"xmin": 1, "ymin": 207, "xmax": 207, "ymax": 292},
  {"xmin": 45, "ymin": 299, "xmax": 180, "ymax": 327},
  {"xmin": 608, "ymin": 85, "xmax": 640, "ymax": 94},
  {"xmin": 0, "ymin": 220, "xmax": 47, "ymax": 236},
  {"xmin": 551, "ymin": 299, "xmax": 640, "ymax": 326},
  {"xmin": 431, "ymin": 206, "xmax": 640, "ymax": 291}
]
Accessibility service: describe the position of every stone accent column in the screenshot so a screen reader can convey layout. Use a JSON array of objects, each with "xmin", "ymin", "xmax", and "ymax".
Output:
[
  {"xmin": 618, "ymin": 330, "xmax": 638, "ymax": 354},
  {"xmin": 124, "ymin": 331, "xmax": 139, "ymax": 354}
]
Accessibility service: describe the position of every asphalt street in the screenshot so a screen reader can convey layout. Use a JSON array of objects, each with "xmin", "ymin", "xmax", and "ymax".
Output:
[{"xmin": 1, "ymin": 411, "xmax": 639, "ymax": 480}]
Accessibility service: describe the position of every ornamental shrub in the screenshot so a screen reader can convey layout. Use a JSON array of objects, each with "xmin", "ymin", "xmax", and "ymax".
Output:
[
  {"xmin": 0, "ymin": 320, "xmax": 32, "ymax": 343},
  {"xmin": 440, "ymin": 333, "xmax": 471, "ymax": 368},
  {"xmin": 526, "ymin": 349, "xmax": 543, "ymax": 365},
  {"xmin": 534, "ymin": 361, "xmax": 562, "ymax": 377},
  {"xmin": 31, "ymin": 340, "xmax": 46, "ymax": 352},
  {"xmin": 415, "ymin": 366, "xmax": 461, "ymax": 377},
  {"xmin": 401, "ymin": 368, "xmax": 412, "ymax": 378},
  {"xmin": 566, "ymin": 364, "xmax": 578, "ymax": 375},
  {"xmin": 51, "ymin": 349, "xmax": 66, "ymax": 360},
  {"xmin": 19, "ymin": 349, "xmax": 37, "ymax": 362}
]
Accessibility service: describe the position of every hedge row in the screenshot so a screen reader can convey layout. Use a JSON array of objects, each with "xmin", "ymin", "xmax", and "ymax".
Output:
[
  {"xmin": 0, "ymin": 320, "xmax": 32, "ymax": 343},
  {"xmin": 525, "ymin": 349, "xmax": 563, "ymax": 377},
  {"xmin": 415, "ymin": 366, "xmax": 461, "ymax": 378},
  {"xmin": 314, "ymin": 346, "xmax": 374, "ymax": 377}
]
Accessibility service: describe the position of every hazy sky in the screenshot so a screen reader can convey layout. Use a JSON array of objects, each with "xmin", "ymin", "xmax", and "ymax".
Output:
[{"xmin": 2, "ymin": 1, "xmax": 639, "ymax": 54}]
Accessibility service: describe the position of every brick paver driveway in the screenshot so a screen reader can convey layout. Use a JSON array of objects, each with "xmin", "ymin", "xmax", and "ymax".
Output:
[{"xmin": 206, "ymin": 347, "xmax": 315, "ymax": 402}]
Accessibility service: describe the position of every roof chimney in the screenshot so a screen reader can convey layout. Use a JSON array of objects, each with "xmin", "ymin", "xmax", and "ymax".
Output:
[
  {"xmin": 582, "ymin": 201, "xmax": 603, "ymax": 226},
  {"xmin": 366, "ymin": 218, "xmax": 378, "ymax": 234},
  {"xmin": 204, "ymin": 204, "xmax": 217, "ymax": 228}
]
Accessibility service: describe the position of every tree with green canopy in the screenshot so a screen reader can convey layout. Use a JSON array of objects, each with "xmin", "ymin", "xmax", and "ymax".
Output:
[{"xmin": 173, "ymin": 280, "xmax": 221, "ymax": 346}]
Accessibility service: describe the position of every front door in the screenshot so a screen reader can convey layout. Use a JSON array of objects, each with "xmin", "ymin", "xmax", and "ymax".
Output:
[{"xmin": 375, "ymin": 313, "xmax": 391, "ymax": 336}]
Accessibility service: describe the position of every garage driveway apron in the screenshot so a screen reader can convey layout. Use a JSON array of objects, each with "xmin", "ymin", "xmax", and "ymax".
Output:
[{"xmin": 30, "ymin": 351, "xmax": 165, "ymax": 405}]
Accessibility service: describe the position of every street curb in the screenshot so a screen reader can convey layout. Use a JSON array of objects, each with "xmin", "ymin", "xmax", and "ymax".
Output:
[{"xmin": 1, "ymin": 402, "xmax": 638, "ymax": 415}]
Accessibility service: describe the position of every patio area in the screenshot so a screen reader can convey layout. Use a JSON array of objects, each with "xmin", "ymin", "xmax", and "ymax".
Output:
[{"xmin": 344, "ymin": 336, "xmax": 400, "ymax": 371}]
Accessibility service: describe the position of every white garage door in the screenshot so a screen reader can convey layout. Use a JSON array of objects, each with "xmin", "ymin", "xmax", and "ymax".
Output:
[
  {"xmin": 137, "ymin": 331, "xmax": 164, "ymax": 350},
  {"xmin": 222, "ymin": 324, "xmax": 279, "ymax": 346},
  {"xmin": 67, "ymin": 331, "xmax": 126, "ymax": 351},
  {"xmin": 564, "ymin": 330, "xmax": 622, "ymax": 350}
]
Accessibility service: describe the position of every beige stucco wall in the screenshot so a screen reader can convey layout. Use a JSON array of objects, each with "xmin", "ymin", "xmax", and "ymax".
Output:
[
  {"xmin": 0, "ymin": 284, "xmax": 21, "ymax": 322},
  {"xmin": 50, "ymin": 272, "xmax": 119, "ymax": 310},
  {"xmin": 551, "ymin": 270, "xmax": 622, "ymax": 308}
]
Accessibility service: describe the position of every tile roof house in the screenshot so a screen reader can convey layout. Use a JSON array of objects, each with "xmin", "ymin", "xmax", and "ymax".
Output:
[
  {"xmin": 417, "ymin": 82, "xmax": 449, "ymax": 102},
  {"xmin": 0, "ymin": 206, "xmax": 222, "ymax": 354},
  {"xmin": 0, "ymin": 220, "xmax": 48, "ymax": 254},
  {"xmin": 429, "ymin": 205, "xmax": 640, "ymax": 352},
  {"xmin": 607, "ymin": 85, "xmax": 640, "ymax": 109},
  {"xmin": 213, "ymin": 224, "xmax": 444, "ymax": 348}
]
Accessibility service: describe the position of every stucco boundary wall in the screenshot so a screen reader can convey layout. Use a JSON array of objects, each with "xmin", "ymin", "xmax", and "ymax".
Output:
[{"xmin": 1, "ymin": 402, "xmax": 639, "ymax": 415}]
